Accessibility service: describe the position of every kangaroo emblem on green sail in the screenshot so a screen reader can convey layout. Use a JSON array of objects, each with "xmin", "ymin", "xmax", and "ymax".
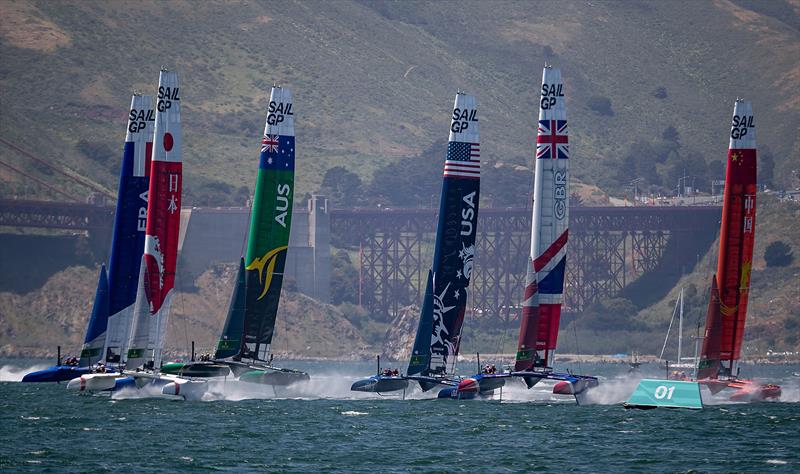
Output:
[{"xmin": 246, "ymin": 245, "xmax": 288, "ymax": 300}]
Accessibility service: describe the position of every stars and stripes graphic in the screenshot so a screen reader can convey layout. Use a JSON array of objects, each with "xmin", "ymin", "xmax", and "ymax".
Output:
[
  {"xmin": 261, "ymin": 134, "xmax": 279, "ymax": 153},
  {"xmin": 536, "ymin": 120, "xmax": 569, "ymax": 159},
  {"xmin": 443, "ymin": 141, "xmax": 480, "ymax": 179}
]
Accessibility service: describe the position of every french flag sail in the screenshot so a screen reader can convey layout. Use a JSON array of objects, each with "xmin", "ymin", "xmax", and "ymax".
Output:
[
  {"xmin": 515, "ymin": 66, "xmax": 569, "ymax": 371},
  {"xmin": 408, "ymin": 92, "xmax": 480, "ymax": 377},
  {"xmin": 126, "ymin": 69, "xmax": 182, "ymax": 370},
  {"xmin": 697, "ymin": 99, "xmax": 757, "ymax": 381},
  {"xmin": 98, "ymin": 94, "xmax": 153, "ymax": 366}
]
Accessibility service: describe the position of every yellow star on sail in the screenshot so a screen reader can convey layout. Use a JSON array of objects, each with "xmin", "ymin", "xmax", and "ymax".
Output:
[
  {"xmin": 731, "ymin": 152, "xmax": 741, "ymax": 164},
  {"xmin": 246, "ymin": 246, "xmax": 288, "ymax": 300}
]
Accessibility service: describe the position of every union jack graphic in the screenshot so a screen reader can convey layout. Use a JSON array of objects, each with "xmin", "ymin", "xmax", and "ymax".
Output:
[
  {"xmin": 536, "ymin": 120, "xmax": 569, "ymax": 159},
  {"xmin": 261, "ymin": 134, "xmax": 279, "ymax": 153}
]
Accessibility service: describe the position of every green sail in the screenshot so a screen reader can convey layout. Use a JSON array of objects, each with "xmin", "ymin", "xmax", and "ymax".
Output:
[{"xmin": 241, "ymin": 86, "xmax": 295, "ymax": 361}]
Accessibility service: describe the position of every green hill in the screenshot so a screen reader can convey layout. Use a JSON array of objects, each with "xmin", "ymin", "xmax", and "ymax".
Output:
[{"xmin": 1, "ymin": 0, "xmax": 798, "ymax": 204}]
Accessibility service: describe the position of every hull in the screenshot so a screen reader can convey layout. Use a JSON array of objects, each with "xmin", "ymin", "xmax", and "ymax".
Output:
[
  {"xmin": 22, "ymin": 366, "xmax": 90, "ymax": 383},
  {"xmin": 161, "ymin": 378, "xmax": 206, "ymax": 400},
  {"xmin": 66, "ymin": 372, "xmax": 123, "ymax": 392},
  {"xmin": 699, "ymin": 378, "xmax": 781, "ymax": 402},
  {"xmin": 238, "ymin": 368, "xmax": 310, "ymax": 387},
  {"xmin": 160, "ymin": 361, "xmax": 232, "ymax": 378},
  {"xmin": 439, "ymin": 373, "xmax": 508, "ymax": 399},
  {"xmin": 350, "ymin": 375, "xmax": 410, "ymax": 393}
]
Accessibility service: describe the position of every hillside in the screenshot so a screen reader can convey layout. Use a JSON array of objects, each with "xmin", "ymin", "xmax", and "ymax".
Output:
[
  {"xmin": 1, "ymin": 0, "xmax": 798, "ymax": 205},
  {"xmin": 0, "ymin": 263, "xmax": 370, "ymax": 359}
]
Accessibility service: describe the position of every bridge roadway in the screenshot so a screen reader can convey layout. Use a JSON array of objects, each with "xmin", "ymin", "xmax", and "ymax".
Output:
[{"xmin": 0, "ymin": 199, "xmax": 721, "ymax": 319}]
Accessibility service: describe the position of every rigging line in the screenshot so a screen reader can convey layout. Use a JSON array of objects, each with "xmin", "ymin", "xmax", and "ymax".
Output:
[
  {"xmin": 0, "ymin": 137, "xmax": 115, "ymax": 200},
  {"xmin": 572, "ymin": 320, "xmax": 583, "ymax": 375},
  {"xmin": 659, "ymin": 293, "xmax": 679, "ymax": 360},
  {"xmin": 0, "ymin": 157, "xmax": 81, "ymax": 202}
]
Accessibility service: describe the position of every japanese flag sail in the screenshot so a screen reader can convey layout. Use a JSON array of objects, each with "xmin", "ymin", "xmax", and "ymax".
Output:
[
  {"xmin": 515, "ymin": 66, "xmax": 569, "ymax": 371},
  {"xmin": 408, "ymin": 92, "xmax": 480, "ymax": 376},
  {"xmin": 126, "ymin": 70, "xmax": 182, "ymax": 369},
  {"xmin": 99, "ymin": 94, "xmax": 153, "ymax": 365},
  {"xmin": 698, "ymin": 99, "xmax": 757, "ymax": 379}
]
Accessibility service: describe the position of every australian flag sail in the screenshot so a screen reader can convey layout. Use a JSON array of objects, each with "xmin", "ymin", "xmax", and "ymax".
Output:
[
  {"xmin": 515, "ymin": 66, "xmax": 570, "ymax": 371},
  {"xmin": 98, "ymin": 94, "xmax": 153, "ymax": 366},
  {"xmin": 232, "ymin": 86, "xmax": 295, "ymax": 362},
  {"xmin": 408, "ymin": 92, "xmax": 480, "ymax": 376}
]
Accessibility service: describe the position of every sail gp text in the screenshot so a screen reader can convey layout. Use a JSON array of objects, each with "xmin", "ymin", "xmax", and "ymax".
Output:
[
  {"xmin": 128, "ymin": 108, "xmax": 155, "ymax": 133},
  {"xmin": 157, "ymin": 86, "xmax": 180, "ymax": 112},
  {"xmin": 731, "ymin": 115, "xmax": 754, "ymax": 139},
  {"xmin": 451, "ymin": 108, "xmax": 478, "ymax": 133},
  {"xmin": 554, "ymin": 171, "xmax": 567, "ymax": 220},
  {"xmin": 267, "ymin": 101, "xmax": 293, "ymax": 125},
  {"xmin": 540, "ymin": 83, "xmax": 564, "ymax": 109}
]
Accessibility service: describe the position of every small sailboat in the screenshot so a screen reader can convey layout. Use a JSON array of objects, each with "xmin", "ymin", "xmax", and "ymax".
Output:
[
  {"xmin": 162, "ymin": 86, "xmax": 308, "ymax": 398},
  {"xmin": 352, "ymin": 91, "xmax": 481, "ymax": 395},
  {"xmin": 24, "ymin": 93, "xmax": 153, "ymax": 384},
  {"xmin": 659, "ymin": 288, "xmax": 697, "ymax": 371},
  {"xmin": 506, "ymin": 66, "xmax": 598, "ymax": 403},
  {"xmin": 696, "ymin": 99, "xmax": 780, "ymax": 402}
]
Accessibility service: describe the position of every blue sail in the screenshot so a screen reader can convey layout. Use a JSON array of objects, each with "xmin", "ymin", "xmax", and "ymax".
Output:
[
  {"xmin": 425, "ymin": 93, "xmax": 480, "ymax": 375},
  {"xmin": 79, "ymin": 265, "xmax": 110, "ymax": 367},
  {"xmin": 407, "ymin": 270, "xmax": 434, "ymax": 376},
  {"xmin": 102, "ymin": 95, "xmax": 153, "ymax": 363}
]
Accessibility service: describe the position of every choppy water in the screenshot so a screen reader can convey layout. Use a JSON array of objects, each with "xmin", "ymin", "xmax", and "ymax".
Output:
[{"xmin": 1, "ymin": 359, "xmax": 798, "ymax": 472}]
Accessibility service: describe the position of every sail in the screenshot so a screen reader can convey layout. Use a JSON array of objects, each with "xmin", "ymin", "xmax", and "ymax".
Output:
[
  {"xmin": 421, "ymin": 92, "xmax": 480, "ymax": 375},
  {"xmin": 698, "ymin": 276, "xmax": 723, "ymax": 379},
  {"xmin": 242, "ymin": 86, "xmax": 295, "ymax": 361},
  {"xmin": 407, "ymin": 270, "xmax": 434, "ymax": 375},
  {"xmin": 215, "ymin": 258, "xmax": 246, "ymax": 359},
  {"xmin": 102, "ymin": 94, "xmax": 153, "ymax": 364},
  {"xmin": 699, "ymin": 99, "xmax": 757, "ymax": 376},
  {"xmin": 515, "ymin": 66, "xmax": 569, "ymax": 371},
  {"xmin": 78, "ymin": 265, "xmax": 109, "ymax": 367},
  {"xmin": 126, "ymin": 70, "xmax": 182, "ymax": 369}
]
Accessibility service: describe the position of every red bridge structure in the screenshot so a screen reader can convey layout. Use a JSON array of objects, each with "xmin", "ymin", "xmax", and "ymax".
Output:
[{"xmin": 0, "ymin": 198, "xmax": 721, "ymax": 323}]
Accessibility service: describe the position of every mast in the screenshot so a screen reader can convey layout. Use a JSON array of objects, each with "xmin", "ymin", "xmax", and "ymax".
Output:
[
  {"xmin": 407, "ymin": 92, "xmax": 480, "ymax": 376},
  {"xmin": 126, "ymin": 69, "xmax": 182, "ymax": 370},
  {"xmin": 678, "ymin": 287, "xmax": 683, "ymax": 363},
  {"xmin": 515, "ymin": 66, "xmax": 569, "ymax": 371},
  {"xmin": 214, "ymin": 258, "xmax": 246, "ymax": 359},
  {"xmin": 101, "ymin": 94, "xmax": 153, "ymax": 365},
  {"xmin": 698, "ymin": 99, "xmax": 757, "ymax": 379},
  {"xmin": 241, "ymin": 86, "xmax": 295, "ymax": 362}
]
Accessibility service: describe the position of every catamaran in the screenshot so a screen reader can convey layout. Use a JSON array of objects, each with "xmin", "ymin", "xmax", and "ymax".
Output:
[
  {"xmin": 351, "ymin": 92, "xmax": 481, "ymax": 396},
  {"xmin": 626, "ymin": 99, "xmax": 780, "ymax": 409},
  {"xmin": 486, "ymin": 66, "xmax": 597, "ymax": 403},
  {"xmin": 68, "ymin": 69, "xmax": 183, "ymax": 393},
  {"xmin": 162, "ymin": 86, "xmax": 309, "ymax": 398},
  {"xmin": 24, "ymin": 93, "xmax": 153, "ymax": 384},
  {"xmin": 695, "ymin": 99, "xmax": 780, "ymax": 402}
]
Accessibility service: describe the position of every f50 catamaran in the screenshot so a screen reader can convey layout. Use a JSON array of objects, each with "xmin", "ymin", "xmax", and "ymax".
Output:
[
  {"xmin": 24, "ymin": 94, "xmax": 153, "ymax": 384},
  {"xmin": 696, "ymin": 100, "xmax": 780, "ymax": 402},
  {"xmin": 162, "ymin": 86, "xmax": 309, "ymax": 398},
  {"xmin": 351, "ymin": 92, "xmax": 480, "ymax": 395},
  {"xmin": 68, "ymin": 69, "xmax": 182, "ymax": 393}
]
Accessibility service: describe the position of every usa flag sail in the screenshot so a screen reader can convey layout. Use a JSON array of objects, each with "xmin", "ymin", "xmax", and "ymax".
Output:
[
  {"xmin": 515, "ymin": 66, "xmax": 569, "ymax": 371},
  {"xmin": 408, "ymin": 92, "xmax": 480, "ymax": 376},
  {"xmin": 698, "ymin": 99, "xmax": 757, "ymax": 380},
  {"xmin": 126, "ymin": 70, "xmax": 182, "ymax": 370},
  {"xmin": 97, "ymin": 94, "xmax": 153, "ymax": 366}
]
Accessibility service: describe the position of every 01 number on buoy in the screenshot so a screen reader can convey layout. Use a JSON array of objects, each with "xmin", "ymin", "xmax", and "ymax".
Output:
[{"xmin": 654, "ymin": 385, "xmax": 675, "ymax": 400}]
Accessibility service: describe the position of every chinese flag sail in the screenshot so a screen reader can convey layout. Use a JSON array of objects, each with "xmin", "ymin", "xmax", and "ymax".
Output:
[{"xmin": 698, "ymin": 99, "xmax": 756, "ymax": 379}]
